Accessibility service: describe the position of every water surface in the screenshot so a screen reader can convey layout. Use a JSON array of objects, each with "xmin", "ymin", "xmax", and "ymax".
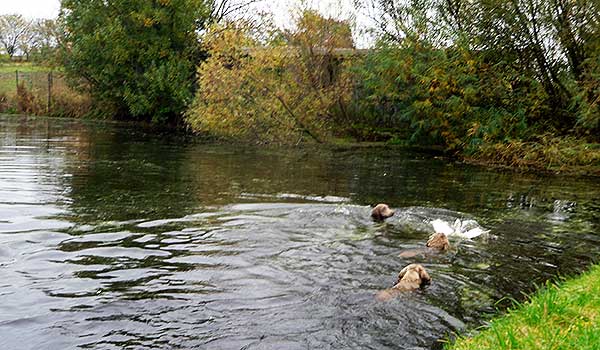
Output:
[{"xmin": 0, "ymin": 115, "xmax": 598, "ymax": 349}]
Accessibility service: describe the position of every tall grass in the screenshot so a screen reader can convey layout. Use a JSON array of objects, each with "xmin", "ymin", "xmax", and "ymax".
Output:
[
  {"xmin": 449, "ymin": 264, "xmax": 600, "ymax": 350},
  {"xmin": 467, "ymin": 136, "xmax": 600, "ymax": 175},
  {"xmin": 0, "ymin": 67, "xmax": 92, "ymax": 118}
]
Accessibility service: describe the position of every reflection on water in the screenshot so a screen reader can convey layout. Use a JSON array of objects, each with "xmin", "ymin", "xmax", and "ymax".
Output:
[{"xmin": 0, "ymin": 115, "xmax": 599, "ymax": 349}]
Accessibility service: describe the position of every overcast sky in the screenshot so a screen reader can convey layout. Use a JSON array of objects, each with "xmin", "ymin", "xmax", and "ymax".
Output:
[
  {"xmin": 0, "ymin": 0, "xmax": 375, "ymax": 46},
  {"xmin": 0, "ymin": 0, "xmax": 60, "ymax": 19},
  {"xmin": 0, "ymin": 0, "xmax": 360, "ymax": 22}
]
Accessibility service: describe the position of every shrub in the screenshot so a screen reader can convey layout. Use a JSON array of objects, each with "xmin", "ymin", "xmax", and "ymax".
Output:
[
  {"xmin": 16, "ymin": 83, "xmax": 43, "ymax": 114},
  {"xmin": 0, "ymin": 92, "xmax": 9, "ymax": 111},
  {"xmin": 186, "ymin": 13, "xmax": 355, "ymax": 144},
  {"xmin": 49, "ymin": 87, "xmax": 94, "ymax": 119},
  {"xmin": 353, "ymin": 42, "xmax": 550, "ymax": 152}
]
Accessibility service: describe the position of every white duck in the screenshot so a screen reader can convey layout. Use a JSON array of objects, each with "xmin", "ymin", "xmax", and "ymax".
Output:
[{"xmin": 430, "ymin": 218, "xmax": 488, "ymax": 239}]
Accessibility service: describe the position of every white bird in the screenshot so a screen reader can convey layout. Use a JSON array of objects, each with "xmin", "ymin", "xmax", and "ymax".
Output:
[
  {"xmin": 431, "ymin": 218, "xmax": 454, "ymax": 235},
  {"xmin": 431, "ymin": 218, "xmax": 488, "ymax": 239}
]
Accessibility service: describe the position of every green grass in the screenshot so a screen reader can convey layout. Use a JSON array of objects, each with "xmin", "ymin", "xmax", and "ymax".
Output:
[
  {"xmin": 0, "ymin": 62, "xmax": 54, "ymax": 73},
  {"xmin": 0, "ymin": 62, "xmax": 92, "ymax": 118},
  {"xmin": 0, "ymin": 62, "xmax": 61, "ymax": 97},
  {"xmin": 448, "ymin": 264, "xmax": 600, "ymax": 350}
]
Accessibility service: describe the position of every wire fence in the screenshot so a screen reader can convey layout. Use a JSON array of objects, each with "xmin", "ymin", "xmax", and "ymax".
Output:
[{"xmin": 0, "ymin": 71, "xmax": 70, "ymax": 112}]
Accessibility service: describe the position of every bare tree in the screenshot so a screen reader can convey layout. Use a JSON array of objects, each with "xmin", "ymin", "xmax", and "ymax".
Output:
[
  {"xmin": 18, "ymin": 20, "xmax": 39, "ymax": 60},
  {"xmin": 209, "ymin": 0, "xmax": 263, "ymax": 23},
  {"xmin": 353, "ymin": 0, "xmax": 453, "ymax": 46},
  {"xmin": 0, "ymin": 14, "xmax": 31, "ymax": 59},
  {"xmin": 26, "ymin": 19, "xmax": 60, "ymax": 61}
]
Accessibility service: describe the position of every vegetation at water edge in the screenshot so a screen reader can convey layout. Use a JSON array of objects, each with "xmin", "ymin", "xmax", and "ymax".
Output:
[{"xmin": 449, "ymin": 263, "xmax": 600, "ymax": 350}]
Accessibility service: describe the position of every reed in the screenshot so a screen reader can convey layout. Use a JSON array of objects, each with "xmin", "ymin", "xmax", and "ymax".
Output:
[{"xmin": 467, "ymin": 135, "xmax": 600, "ymax": 175}]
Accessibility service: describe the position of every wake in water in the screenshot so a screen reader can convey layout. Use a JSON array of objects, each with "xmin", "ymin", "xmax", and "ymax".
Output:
[
  {"xmin": 390, "ymin": 206, "xmax": 490, "ymax": 239},
  {"xmin": 430, "ymin": 218, "xmax": 489, "ymax": 239}
]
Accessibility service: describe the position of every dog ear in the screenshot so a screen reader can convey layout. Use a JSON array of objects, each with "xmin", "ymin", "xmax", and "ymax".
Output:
[
  {"xmin": 418, "ymin": 266, "xmax": 431, "ymax": 285},
  {"xmin": 371, "ymin": 207, "xmax": 382, "ymax": 221},
  {"xmin": 397, "ymin": 264, "xmax": 410, "ymax": 282},
  {"xmin": 442, "ymin": 238, "xmax": 450, "ymax": 250}
]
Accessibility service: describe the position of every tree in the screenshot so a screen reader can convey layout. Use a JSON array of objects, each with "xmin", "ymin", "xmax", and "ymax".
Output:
[
  {"xmin": 208, "ymin": 0, "xmax": 262, "ymax": 23},
  {"xmin": 186, "ymin": 11, "xmax": 355, "ymax": 144},
  {"xmin": 354, "ymin": 0, "xmax": 600, "ymax": 137},
  {"xmin": 20, "ymin": 19, "xmax": 61, "ymax": 62},
  {"xmin": 17, "ymin": 19, "xmax": 49, "ymax": 61},
  {"xmin": 0, "ymin": 14, "xmax": 30, "ymax": 59},
  {"xmin": 285, "ymin": 9, "xmax": 355, "ymax": 49},
  {"xmin": 59, "ymin": 0, "xmax": 211, "ymax": 124}
]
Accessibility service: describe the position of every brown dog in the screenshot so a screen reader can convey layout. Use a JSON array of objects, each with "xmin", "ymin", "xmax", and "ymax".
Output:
[
  {"xmin": 399, "ymin": 232, "xmax": 450, "ymax": 258},
  {"xmin": 376, "ymin": 264, "xmax": 431, "ymax": 301},
  {"xmin": 371, "ymin": 203, "xmax": 395, "ymax": 221},
  {"xmin": 426, "ymin": 232, "xmax": 450, "ymax": 251}
]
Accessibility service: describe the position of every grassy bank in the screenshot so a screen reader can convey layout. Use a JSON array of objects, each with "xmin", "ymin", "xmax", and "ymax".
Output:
[
  {"xmin": 449, "ymin": 264, "xmax": 600, "ymax": 350},
  {"xmin": 464, "ymin": 137, "xmax": 600, "ymax": 176},
  {"xmin": 0, "ymin": 62, "xmax": 92, "ymax": 118},
  {"xmin": 328, "ymin": 135, "xmax": 600, "ymax": 176}
]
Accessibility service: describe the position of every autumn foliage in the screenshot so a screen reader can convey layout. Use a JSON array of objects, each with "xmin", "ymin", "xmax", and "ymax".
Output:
[{"xmin": 186, "ymin": 11, "xmax": 355, "ymax": 144}]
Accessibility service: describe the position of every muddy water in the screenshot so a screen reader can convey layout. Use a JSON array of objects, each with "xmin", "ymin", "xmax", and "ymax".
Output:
[{"xmin": 0, "ymin": 115, "xmax": 598, "ymax": 349}]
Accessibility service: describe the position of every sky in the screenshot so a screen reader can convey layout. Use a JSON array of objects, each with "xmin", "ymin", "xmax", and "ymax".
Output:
[
  {"xmin": 0, "ymin": 0, "xmax": 361, "ymax": 22},
  {"xmin": 0, "ymin": 0, "xmax": 60, "ymax": 19},
  {"xmin": 0, "ymin": 0, "xmax": 375, "ymax": 47}
]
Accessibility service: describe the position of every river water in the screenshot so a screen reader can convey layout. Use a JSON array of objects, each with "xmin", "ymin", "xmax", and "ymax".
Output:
[{"xmin": 0, "ymin": 115, "xmax": 598, "ymax": 349}]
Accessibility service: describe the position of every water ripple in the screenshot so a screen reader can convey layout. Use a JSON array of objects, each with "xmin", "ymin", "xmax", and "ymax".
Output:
[{"xmin": 1, "ymin": 115, "xmax": 599, "ymax": 349}]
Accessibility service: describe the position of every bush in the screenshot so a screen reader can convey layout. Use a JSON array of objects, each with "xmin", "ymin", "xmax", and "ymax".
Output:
[
  {"xmin": 186, "ymin": 14, "xmax": 355, "ymax": 144},
  {"xmin": 49, "ymin": 87, "xmax": 94, "ymax": 119},
  {"xmin": 353, "ymin": 42, "xmax": 550, "ymax": 152},
  {"xmin": 16, "ymin": 83, "xmax": 43, "ymax": 114}
]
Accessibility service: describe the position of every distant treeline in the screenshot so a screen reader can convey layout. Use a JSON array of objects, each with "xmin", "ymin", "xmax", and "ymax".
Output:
[{"xmin": 0, "ymin": 14, "xmax": 60, "ymax": 62}]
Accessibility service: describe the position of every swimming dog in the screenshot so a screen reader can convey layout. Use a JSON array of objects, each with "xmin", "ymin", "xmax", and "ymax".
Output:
[
  {"xmin": 376, "ymin": 263, "xmax": 431, "ymax": 301},
  {"xmin": 426, "ymin": 232, "xmax": 450, "ymax": 251},
  {"xmin": 398, "ymin": 232, "xmax": 451, "ymax": 258},
  {"xmin": 371, "ymin": 203, "xmax": 395, "ymax": 221}
]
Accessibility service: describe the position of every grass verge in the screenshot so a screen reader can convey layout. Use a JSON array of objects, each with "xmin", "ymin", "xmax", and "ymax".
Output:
[{"xmin": 448, "ymin": 264, "xmax": 600, "ymax": 350}]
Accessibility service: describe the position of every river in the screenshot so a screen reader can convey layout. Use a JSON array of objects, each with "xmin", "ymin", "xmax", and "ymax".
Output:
[{"xmin": 0, "ymin": 115, "xmax": 598, "ymax": 349}]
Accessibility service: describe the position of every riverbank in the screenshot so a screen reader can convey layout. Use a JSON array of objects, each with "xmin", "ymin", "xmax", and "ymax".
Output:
[
  {"xmin": 449, "ymin": 263, "xmax": 600, "ymax": 350},
  {"xmin": 3, "ymin": 55, "xmax": 599, "ymax": 177},
  {"xmin": 464, "ymin": 136, "xmax": 600, "ymax": 177},
  {"xmin": 329, "ymin": 137, "xmax": 600, "ymax": 177},
  {"xmin": 0, "ymin": 62, "xmax": 92, "ymax": 118}
]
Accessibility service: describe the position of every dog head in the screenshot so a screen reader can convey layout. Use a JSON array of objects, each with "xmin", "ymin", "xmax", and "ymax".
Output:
[
  {"xmin": 371, "ymin": 203, "xmax": 395, "ymax": 221},
  {"xmin": 426, "ymin": 232, "xmax": 450, "ymax": 251},
  {"xmin": 376, "ymin": 263, "xmax": 431, "ymax": 301},
  {"xmin": 394, "ymin": 263, "xmax": 431, "ymax": 290}
]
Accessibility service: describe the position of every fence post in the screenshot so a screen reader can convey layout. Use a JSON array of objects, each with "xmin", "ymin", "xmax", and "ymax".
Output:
[
  {"xmin": 15, "ymin": 70, "xmax": 19, "ymax": 91},
  {"xmin": 47, "ymin": 71, "xmax": 53, "ymax": 113}
]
